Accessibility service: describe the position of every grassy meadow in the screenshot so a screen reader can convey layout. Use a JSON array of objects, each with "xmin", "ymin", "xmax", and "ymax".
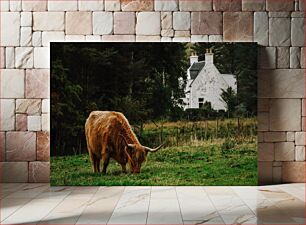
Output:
[{"xmin": 51, "ymin": 118, "xmax": 257, "ymax": 186}]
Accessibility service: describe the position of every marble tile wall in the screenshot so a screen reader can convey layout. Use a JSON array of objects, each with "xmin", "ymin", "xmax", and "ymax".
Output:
[{"xmin": 0, "ymin": 0, "xmax": 305, "ymax": 184}]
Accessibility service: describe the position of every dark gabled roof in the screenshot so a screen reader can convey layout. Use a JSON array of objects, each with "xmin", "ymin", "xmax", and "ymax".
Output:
[{"xmin": 189, "ymin": 61, "xmax": 205, "ymax": 80}]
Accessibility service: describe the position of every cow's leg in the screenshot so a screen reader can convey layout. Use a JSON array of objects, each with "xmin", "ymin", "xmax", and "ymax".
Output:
[
  {"xmin": 94, "ymin": 155, "xmax": 101, "ymax": 173},
  {"xmin": 92, "ymin": 153, "xmax": 101, "ymax": 173},
  {"xmin": 89, "ymin": 152, "xmax": 97, "ymax": 173},
  {"xmin": 121, "ymin": 164, "xmax": 127, "ymax": 174},
  {"xmin": 102, "ymin": 153, "xmax": 110, "ymax": 174}
]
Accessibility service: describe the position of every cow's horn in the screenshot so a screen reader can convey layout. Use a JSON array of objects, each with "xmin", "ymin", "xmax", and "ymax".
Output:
[{"xmin": 144, "ymin": 143, "xmax": 164, "ymax": 153}]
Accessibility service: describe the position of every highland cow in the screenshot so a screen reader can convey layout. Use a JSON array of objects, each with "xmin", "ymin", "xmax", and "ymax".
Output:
[{"xmin": 85, "ymin": 111, "xmax": 163, "ymax": 174}]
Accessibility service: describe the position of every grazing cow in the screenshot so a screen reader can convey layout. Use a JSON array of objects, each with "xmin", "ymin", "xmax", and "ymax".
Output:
[{"xmin": 85, "ymin": 111, "xmax": 163, "ymax": 174}]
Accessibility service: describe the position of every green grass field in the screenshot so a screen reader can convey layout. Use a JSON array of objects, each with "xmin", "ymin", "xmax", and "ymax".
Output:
[{"xmin": 51, "ymin": 138, "xmax": 257, "ymax": 186}]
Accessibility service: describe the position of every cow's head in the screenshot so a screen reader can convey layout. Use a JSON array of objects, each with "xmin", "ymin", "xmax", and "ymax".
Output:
[{"xmin": 121, "ymin": 136, "xmax": 163, "ymax": 173}]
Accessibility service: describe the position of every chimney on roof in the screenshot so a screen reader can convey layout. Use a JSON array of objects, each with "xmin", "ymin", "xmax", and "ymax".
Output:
[
  {"xmin": 205, "ymin": 48, "xmax": 214, "ymax": 64},
  {"xmin": 190, "ymin": 52, "xmax": 198, "ymax": 65}
]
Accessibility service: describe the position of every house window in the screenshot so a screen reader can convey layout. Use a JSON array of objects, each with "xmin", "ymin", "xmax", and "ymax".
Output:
[{"xmin": 198, "ymin": 98, "xmax": 204, "ymax": 108}]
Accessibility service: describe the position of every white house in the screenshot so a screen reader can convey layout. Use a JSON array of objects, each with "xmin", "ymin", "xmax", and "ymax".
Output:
[{"xmin": 182, "ymin": 50, "xmax": 237, "ymax": 111}]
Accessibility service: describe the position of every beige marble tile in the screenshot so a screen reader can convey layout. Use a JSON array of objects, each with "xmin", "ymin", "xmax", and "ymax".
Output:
[
  {"xmin": 209, "ymin": 194, "xmax": 250, "ymax": 212},
  {"xmin": 5, "ymin": 184, "xmax": 49, "ymax": 199},
  {"xmin": 277, "ymin": 184, "xmax": 305, "ymax": 202},
  {"xmin": 147, "ymin": 187, "xmax": 183, "ymax": 224},
  {"xmin": 0, "ymin": 198, "xmax": 32, "ymax": 222},
  {"xmin": 204, "ymin": 187, "xmax": 257, "ymax": 225},
  {"xmin": 40, "ymin": 211, "xmax": 84, "ymax": 224},
  {"xmin": 231, "ymin": 186, "xmax": 266, "ymax": 200},
  {"xmin": 68, "ymin": 186, "xmax": 99, "ymax": 198},
  {"xmin": 76, "ymin": 186, "xmax": 124, "ymax": 224},
  {"xmin": 272, "ymin": 197, "xmax": 305, "ymax": 223},
  {"xmin": 34, "ymin": 187, "xmax": 73, "ymax": 201},
  {"xmin": 2, "ymin": 198, "xmax": 63, "ymax": 224},
  {"xmin": 1, "ymin": 183, "xmax": 27, "ymax": 195},
  {"xmin": 257, "ymin": 205, "xmax": 296, "ymax": 224},
  {"xmin": 73, "ymin": 186, "xmax": 98, "ymax": 192},
  {"xmin": 176, "ymin": 187, "xmax": 216, "ymax": 221},
  {"xmin": 218, "ymin": 205, "xmax": 256, "ymax": 224},
  {"xmin": 258, "ymin": 187, "xmax": 295, "ymax": 202},
  {"xmin": 39, "ymin": 196, "xmax": 94, "ymax": 224},
  {"xmin": 150, "ymin": 186, "xmax": 179, "ymax": 199},
  {"xmin": 147, "ymin": 198, "xmax": 183, "ymax": 224},
  {"xmin": 108, "ymin": 186, "xmax": 150, "ymax": 224},
  {"xmin": 183, "ymin": 215, "xmax": 225, "ymax": 225},
  {"xmin": 242, "ymin": 198, "xmax": 275, "ymax": 214},
  {"xmin": 204, "ymin": 186, "xmax": 236, "ymax": 196}
]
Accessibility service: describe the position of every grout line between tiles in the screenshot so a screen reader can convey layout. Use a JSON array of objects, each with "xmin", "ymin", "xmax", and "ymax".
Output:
[
  {"xmin": 75, "ymin": 186, "xmax": 100, "ymax": 224},
  {"xmin": 37, "ymin": 186, "xmax": 75, "ymax": 223},
  {"xmin": 106, "ymin": 186, "xmax": 126, "ymax": 225},
  {"xmin": 0, "ymin": 183, "xmax": 34, "ymax": 222},
  {"xmin": 229, "ymin": 187, "xmax": 262, "ymax": 220},
  {"xmin": 145, "ymin": 186, "xmax": 152, "ymax": 225},
  {"xmin": 2, "ymin": 184, "xmax": 60, "ymax": 224},
  {"xmin": 174, "ymin": 186, "xmax": 185, "ymax": 225},
  {"xmin": 201, "ymin": 186, "xmax": 226, "ymax": 225}
]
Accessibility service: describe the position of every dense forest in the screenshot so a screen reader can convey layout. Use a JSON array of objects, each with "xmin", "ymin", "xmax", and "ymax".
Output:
[{"xmin": 51, "ymin": 43, "xmax": 257, "ymax": 156}]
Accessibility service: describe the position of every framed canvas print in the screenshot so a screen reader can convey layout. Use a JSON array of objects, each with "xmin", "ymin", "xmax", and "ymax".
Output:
[{"xmin": 50, "ymin": 42, "xmax": 257, "ymax": 186}]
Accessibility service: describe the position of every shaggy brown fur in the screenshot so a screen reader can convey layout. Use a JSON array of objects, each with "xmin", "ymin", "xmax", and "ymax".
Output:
[{"xmin": 85, "ymin": 111, "xmax": 162, "ymax": 174}]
